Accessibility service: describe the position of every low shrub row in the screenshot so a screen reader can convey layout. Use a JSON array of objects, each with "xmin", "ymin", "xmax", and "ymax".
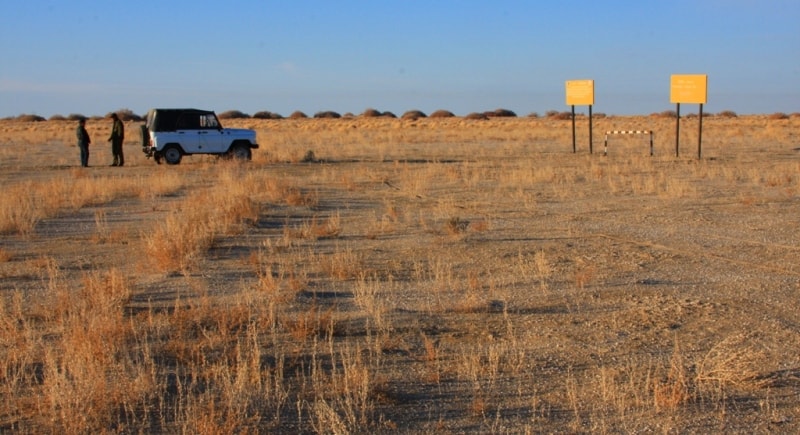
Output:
[{"xmin": 5, "ymin": 109, "xmax": 798, "ymax": 122}]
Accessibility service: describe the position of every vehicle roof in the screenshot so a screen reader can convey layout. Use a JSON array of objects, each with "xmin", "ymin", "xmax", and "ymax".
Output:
[
  {"xmin": 146, "ymin": 109, "xmax": 220, "ymax": 132},
  {"xmin": 150, "ymin": 108, "xmax": 215, "ymax": 114}
]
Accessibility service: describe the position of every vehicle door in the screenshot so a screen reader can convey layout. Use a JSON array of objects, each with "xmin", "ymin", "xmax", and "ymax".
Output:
[
  {"xmin": 197, "ymin": 113, "xmax": 225, "ymax": 153},
  {"xmin": 175, "ymin": 113, "xmax": 204, "ymax": 153}
]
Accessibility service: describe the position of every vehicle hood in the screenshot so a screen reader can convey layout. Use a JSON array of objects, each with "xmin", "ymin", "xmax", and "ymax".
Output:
[{"xmin": 222, "ymin": 128, "xmax": 256, "ymax": 137}]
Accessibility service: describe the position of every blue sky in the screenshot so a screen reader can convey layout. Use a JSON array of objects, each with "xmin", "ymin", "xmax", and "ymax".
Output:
[{"xmin": 1, "ymin": 1, "xmax": 798, "ymax": 118}]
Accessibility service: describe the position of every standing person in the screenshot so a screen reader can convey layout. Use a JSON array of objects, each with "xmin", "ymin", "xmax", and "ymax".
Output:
[
  {"xmin": 108, "ymin": 112, "xmax": 125, "ymax": 166},
  {"xmin": 76, "ymin": 118, "xmax": 91, "ymax": 167}
]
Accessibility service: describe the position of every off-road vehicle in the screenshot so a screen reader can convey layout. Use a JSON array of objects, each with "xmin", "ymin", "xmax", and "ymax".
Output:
[{"xmin": 141, "ymin": 108, "xmax": 258, "ymax": 165}]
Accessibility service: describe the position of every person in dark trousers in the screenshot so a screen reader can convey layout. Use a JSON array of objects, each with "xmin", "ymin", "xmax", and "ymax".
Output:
[
  {"xmin": 76, "ymin": 118, "xmax": 91, "ymax": 167},
  {"xmin": 108, "ymin": 112, "xmax": 125, "ymax": 166}
]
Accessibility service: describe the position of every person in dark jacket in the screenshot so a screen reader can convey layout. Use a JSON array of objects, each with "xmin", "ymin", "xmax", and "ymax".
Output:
[
  {"xmin": 76, "ymin": 118, "xmax": 91, "ymax": 167},
  {"xmin": 108, "ymin": 112, "xmax": 125, "ymax": 166}
]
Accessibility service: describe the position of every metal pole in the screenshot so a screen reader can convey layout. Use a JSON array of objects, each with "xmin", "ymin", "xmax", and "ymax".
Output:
[
  {"xmin": 698, "ymin": 103, "xmax": 703, "ymax": 159},
  {"xmin": 571, "ymin": 105, "xmax": 576, "ymax": 153},
  {"xmin": 589, "ymin": 105, "xmax": 593, "ymax": 155},
  {"xmin": 675, "ymin": 103, "xmax": 680, "ymax": 157}
]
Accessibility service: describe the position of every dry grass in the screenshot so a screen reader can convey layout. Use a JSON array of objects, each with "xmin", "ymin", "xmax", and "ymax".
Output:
[{"xmin": 0, "ymin": 115, "xmax": 799, "ymax": 432}]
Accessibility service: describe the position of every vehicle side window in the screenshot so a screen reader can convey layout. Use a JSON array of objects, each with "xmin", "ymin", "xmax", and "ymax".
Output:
[
  {"xmin": 176, "ymin": 115, "xmax": 201, "ymax": 130},
  {"xmin": 200, "ymin": 114, "xmax": 219, "ymax": 129}
]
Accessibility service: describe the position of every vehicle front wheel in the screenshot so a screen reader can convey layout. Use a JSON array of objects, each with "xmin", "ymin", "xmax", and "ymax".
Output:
[
  {"xmin": 163, "ymin": 146, "xmax": 182, "ymax": 165},
  {"xmin": 230, "ymin": 144, "xmax": 252, "ymax": 161}
]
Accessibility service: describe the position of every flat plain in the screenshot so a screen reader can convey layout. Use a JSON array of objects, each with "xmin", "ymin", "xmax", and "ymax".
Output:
[{"xmin": 1, "ymin": 114, "xmax": 799, "ymax": 433}]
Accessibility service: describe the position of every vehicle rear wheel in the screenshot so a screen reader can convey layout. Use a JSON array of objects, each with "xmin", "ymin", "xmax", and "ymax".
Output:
[
  {"xmin": 163, "ymin": 146, "xmax": 182, "ymax": 165},
  {"xmin": 231, "ymin": 144, "xmax": 252, "ymax": 161}
]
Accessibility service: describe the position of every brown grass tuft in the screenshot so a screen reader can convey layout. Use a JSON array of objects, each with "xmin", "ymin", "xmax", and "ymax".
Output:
[
  {"xmin": 287, "ymin": 305, "xmax": 334, "ymax": 341},
  {"xmin": 653, "ymin": 339, "xmax": 690, "ymax": 411},
  {"xmin": 445, "ymin": 217, "xmax": 470, "ymax": 235},
  {"xmin": 695, "ymin": 333, "xmax": 766, "ymax": 391}
]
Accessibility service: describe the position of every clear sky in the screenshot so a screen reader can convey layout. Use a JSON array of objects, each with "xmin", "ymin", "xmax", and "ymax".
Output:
[{"xmin": 1, "ymin": 1, "xmax": 798, "ymax": 118}]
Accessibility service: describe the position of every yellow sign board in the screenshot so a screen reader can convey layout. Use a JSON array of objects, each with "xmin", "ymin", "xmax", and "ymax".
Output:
[
  {"xmin": 565, "ymin": 80, "xmax": 594, "ymax": 106},
  {"xmin": 670, "ymin": 74, "xmax": 707, "ymax": 104}
]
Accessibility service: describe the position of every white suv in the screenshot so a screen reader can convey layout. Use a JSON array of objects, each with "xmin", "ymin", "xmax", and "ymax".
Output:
[{"xmin": 141, "ymin": 108, "xmax": 258, "ymax": 165}]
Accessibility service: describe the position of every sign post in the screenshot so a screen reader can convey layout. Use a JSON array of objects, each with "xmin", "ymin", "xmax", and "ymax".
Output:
[
  {"xmin": 670, "ymin": 74, "xmax": 707, "ymax": 158},
  {"xmin": 565, "ymin": 80, "xmax": 594, "ymax": 154},
  {"xmin": 571, "ymin": 105, "xmax": 576, "ymax": 153}
]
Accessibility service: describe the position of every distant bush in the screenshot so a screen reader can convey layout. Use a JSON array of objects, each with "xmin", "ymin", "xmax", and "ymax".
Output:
[
  {"xmin": 401, "ymin": 110, "xmax": 427, "ymax": 120},
  {"xmin": 429, "ymin": 110, "xmax": 455, "ymax": 118},
  {"xmin": 546, "ymin": 111, "xmax": 573, "ymax": 120},
  {"xmin": 289, "ymin": 111, "xmax": 308, "ymax": 119},
  {"xmin": 67, "ymin": 113, "xmax": 87, "ymax": 121},
  {"xmin": 48, "ymin": 114, "xmax": 66, "ymax": 121},
  {"xmin": 360, "ymin": 108, "xmax": 382, "ymax": 117},
  {"xmin": 359, "ymin": 108, "xmax": 401, "ymax": 118},
  {"xmin": 218, "ymin": 110, "xmax": 250, "ymax": 119},
  {"xmin": 117, "ymin": 109, "xmax": 144, "ymax": 122},
  {"xmin": 767, "ymin": 112, "xmax": 789, "ymax": 120},
  {"xmin": 314, "ymin": 111, "xmax": 341, "ymax": 119},
  {"xmin": 717, "ymin": 110, "xmax": 738, "ymax": 118},
  {"xmin": 464, "ymin": 112, "xmax": 489, "ymax": 120},
  {"xmin": 593, "ymin": 112, "xmax": 607, "ymax": 118},
  {"xmin": 252, "ymin": 111, "xmax": 283, "ymax": 119},
  {"xmin": 342, "ymin": 112, "xmax": 355, "ymax": 119},
  {"xmin": 526, "ymin": 112, "xmax": 540, "ymax": 118},
  {"xmin": 16, "ymin": 114, "xmax": 46, "ymax": 122},
  {"xmin": 790, "ymin": 113, "xmax": 800, "ymax": 119},
  {"xmin": 487, "ymin": 108, "xmax": 517, "ymax": 118},
  {"xmin": 650, "ymin": 110, "xmax": 677, "ymax": 119},
  {"xmin": 107, "ymin": 109, "xmax": 143, "ymax": 122}
]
